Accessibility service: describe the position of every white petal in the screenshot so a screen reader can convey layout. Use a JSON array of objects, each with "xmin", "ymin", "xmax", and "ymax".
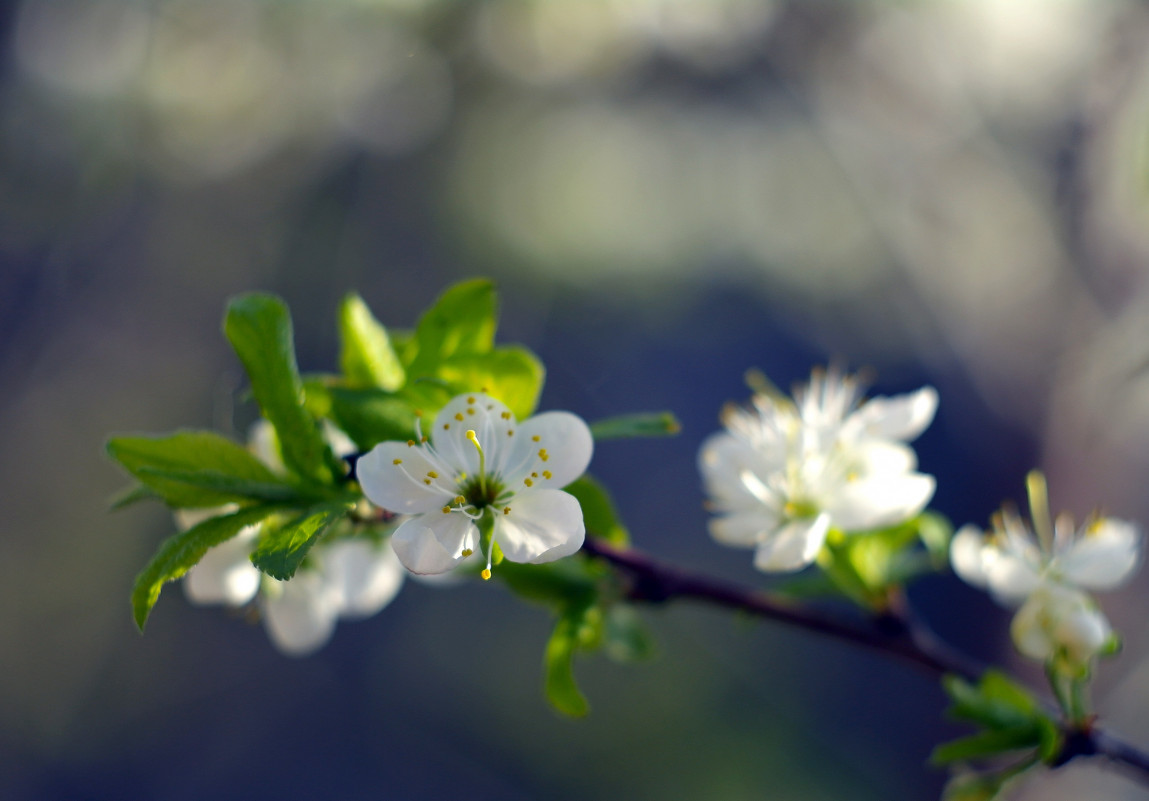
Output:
[
  {"xmin": 262, "ymin": 572, "xmax": 340, "ymax": 657},
  {"xmin": 357, "ymin": 441, "xmax": 453, "ymax": 514},
  {"xmin": 322, "ymin": 539, "xmax": 405, "ymax": 618},
  {"xmin": 709, "ymin": 510, "xmax": 778, "ymax": 547},
  {"xmin": 854, "ymin": 386, "xmax": 938, "ymax": 442},
  {"xmin": 753, "ymin": 513, "xmax": 831, "ymax": 572},
  {"xmin": 982, "ymin": 549, "xmax": 1043, "ymax": 605},
  {"xmin": 1059, "ymin": 519, "xmax": 1142, "ymax": 591},
  {"xmin": 431, "ymin": 393, "xmax": 515, "ymax": 478},
  {"xmin": 248, "ymin": 419, "xmax": 285, "ymax": 473},
  {"xmin": 320, "ymin": 420, "xmax": 357, "ymax": 458},
  {"xmin": 851, "ymin": 440, "xmax": 917, "ymax": 475},
  {"xmin": 698, "ymin": 432, "xmax": 781, "ymax": 512},
  {"xmin": 824, "ymin": 472, "xmax": 935, "ymax": 531},
  {"xmin": 183, "ymin": 525, "xmax": 261, "ymax": 606},
  {"xmin": 390, "ymin": 513, "xmax": 478, "ymax": 575},
  {"xmin": 505, "ymin": 411, "xmax": 593, "ymax": 489},
  {"xmin": 950, "ymin": 525, "xmax": 990, "ymax": 589},
  {"xmin": 1010, "ymin": 592, "xmax": 1055, "ymax": 661},
  {"xmin": 495, "ymin": 488, "xmax": 585, "ymax": 564}
]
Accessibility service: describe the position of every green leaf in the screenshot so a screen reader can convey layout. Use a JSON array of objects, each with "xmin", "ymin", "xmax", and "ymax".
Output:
[
  {"xmin": 943, "ymin": 671, "xmax": 1041, "ymax": 730},
  {"xmin": 328, "ymin": 388, "xmax": 418, "ymax": 451},
  {"xmin": 439, "ymin": 346, "xmax": 544, "ymax": 419},
  {"xmin": 603, "ymin": 605, "xmax": 656, "ymax": 663},
  {"xmin": 496, "ymin": 560, "xmax": 598, "ymax": 608},
  {"xmin": 133, "ymin": 468, "xmax": 305, "ymax": 503},
  {"xmin": 132, "ymin": 504, "xmax": 278, "ymax": 630},
  {"xmin": 250, "ymin": 503, "xmax": 351, "ymax": 580},
  {"xmin": 339, "ymin": 293, "xmax": 405, "ymax": 391},
  {"xmin": 224, "ymin": 293, "xmax": 337, "ymax": 485},
  {"xmin": 544, "ymin": 606, "xmax": 596, "ymax": 717},
  {"xmin": 589, "ymin": 412, "xmax": 681, "ymax": 441},
  {"xmin": 107, "ymin": 431, "xmax": 290, "ymax": 508},
  {"xmin": 931, "ymin": 727, "xmax": 1046, "ymax": 765},
  {"xmin": 407, "ymin": 279, "xmax": 497, "ymax": 377},
  {"xmin": 566, "ymin": 474, "xmax": 629, "ymax": 546}
]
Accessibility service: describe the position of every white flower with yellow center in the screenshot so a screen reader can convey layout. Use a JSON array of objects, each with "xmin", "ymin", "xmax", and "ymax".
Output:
[
  {"xmin": 699, "ymin": 368, "xmax": 937, "ymax": 572},
  {"xmin": 356, "ymin": 392, "xmax": 593, "ymax": 578},
  {"xmin": 951, "ymin": 471, "xmax": 1140, "ymax": 666}
]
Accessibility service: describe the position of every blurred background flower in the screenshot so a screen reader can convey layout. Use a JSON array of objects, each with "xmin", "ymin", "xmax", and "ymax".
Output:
[{"xmin": 6, "ymin": 0, "xmax": 1149, "ymax": 798}]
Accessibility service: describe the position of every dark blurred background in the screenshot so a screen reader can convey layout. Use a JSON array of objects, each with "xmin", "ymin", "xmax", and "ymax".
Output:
[{"xmin": 5, "ymin": 1, "xmax": 1149, "ymax": 799}]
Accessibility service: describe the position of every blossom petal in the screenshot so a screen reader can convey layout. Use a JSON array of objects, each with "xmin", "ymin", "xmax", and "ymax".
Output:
[
  {"xmin": 262, "ymin": 571, "xmax": 340, "ymax": 657},
  {"xmin": 390, "ymin": 513, "xmax": 478, "ymax": 575},
  {"xmin": 698, "ymin": 432, "xmax": 781, "ymax": 513},
  {"xmin": 950, "ymin": 525, "xmax": 990, "ymax": 589},
  {"xmin": 495, "ymin": 488, "xmax": 585, "ymax": 564},
  {"xmin": 982, "ymin": 550, "xmax": 1042, "ymax": 605},
  {"xmin": 824, "ymin": 472, "xmax": 935, "ymax": 531},
  {"xmin": 854, "ymin": 386, "xmax": 938, "ymax": 442},
  {"xmin": 852, "ymin": 440, "xmax": 917, "ymax": 475},
  {"xmin": 1010, "ymin": 592, "xmax": 1055, "ymax": 662},
  {"xmin": 753, "ymin": 513, "xmax": 831, "ymax": 572},
  {"xmin": 1059, "ymin": 519, "xmax": 1142, "ymax": 591},
  {"xmin": 357, "ymin": 441, "xmax": 454, "ymax": 514},
  {"xmin": 506, "ymin": 411, "xmax": 593, "ymax": 488},
  {"xmin": 709, "ymin": 510, "xmax": 778, "ymax": 547},
  {"xmin": 323, "ymin": 539, "xmax": 405, "ymax": 618},
  {"xmin": 183, "ymin": 525, "xmax": 261, "ymax": 606},
  {"xmin": 432, "ymin": 393, "xmax": 514, "ymax": 478}
]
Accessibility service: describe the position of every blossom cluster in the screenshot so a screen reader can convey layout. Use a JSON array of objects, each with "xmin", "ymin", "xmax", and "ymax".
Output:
[
  {"xmin": 951, "ymin": 471, "xmax": 1141, "ymax": 671},
  {"xmin": 698, "ymin": 368, "xmax": 938, "ymax": 572}
]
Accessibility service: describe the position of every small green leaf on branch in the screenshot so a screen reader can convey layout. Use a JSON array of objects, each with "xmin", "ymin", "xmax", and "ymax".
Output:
[
  {"xmin": 250, "ymin": 503, "xmax": 351, "ymax": 580},
  {"xmin": 589, "ymin": 412, "xmax": 681, "ymax": 441},
  {"xmin": 339, "ymin": 293, "xmax": 405, "ymax": 391}
]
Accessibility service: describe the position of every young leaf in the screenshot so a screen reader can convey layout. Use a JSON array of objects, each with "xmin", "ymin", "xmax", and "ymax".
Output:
[
  {"xmin": 439, "ymin": 346, "xmax": 544, "ymax": 419},
  {"xmin": 544, "ymin": 607, "xmax": 595, "ymax": 717},
  {"xmin": 943, "ymin": 671, "xmax": 1041, "ymax": 730},
  {"xmin": 406, "ymin": 279, "xmax": 496, "ymax": 377},
  {"xmin": 250, "ymin": 503, "xmax": 351, "ymax": 580},
  {"xmin": 339, "ymin": 293, "xmax": 405, "ymax": 391},
  {"xmin": 224, "ymin": 293, "xmax": 337, "ymax": 485},
  {"xmin": 132, "ymin": 504, "xmax": 278, "ymax": 630},
  {"xmin": 589, "ymin": 412, "xmax": 681, "ymax": 441},
  {"xmin": 109, "ymin": 483, "xmax": 158, "ymax": 510},
  {"xmin": 108, "ymin": 431, "xmax": 290, "ymax": 508},
  {"xmin": 566, "ymin": 475, "xmax": 629, "ymax": 546},
  {"xmin": 931, "ymin": 727, "xmax": 1046, "ymax": 765},
  {"xmin": 328, "ymin": 388, "xmax": 417, "ymax": 451}
]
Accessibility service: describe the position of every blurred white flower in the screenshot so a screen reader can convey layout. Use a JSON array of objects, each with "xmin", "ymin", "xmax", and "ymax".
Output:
[
  {"xmin": 951, "ymin": 471, "xmax": 1140, "ymax": 667},
  {"xmin": 699, "ymin": 368, "xmax": 937, "ymax": 572},
  {"xmin": 357, "ymin": 392, "xmax": 593, "ymax": 579},
  {"xmin": 179, "ymin": 420, "xmax": 405, "ymax": 656}
]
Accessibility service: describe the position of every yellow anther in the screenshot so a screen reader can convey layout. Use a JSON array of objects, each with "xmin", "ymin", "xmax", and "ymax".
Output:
[
  {"xmin": 480, "ymin": 386, "xmax": 489, "ymax": 392},
  {"xmin": 539, "ymin": 449, "xmax": 549, "ymax": 462},
  {"xmin": 443, "ymin": 423, "xmax": 450, "ymax": 430},
  {"xmin": 427, "ymin": 471, "xmax": 439, "ymax": 479},
  {"xmin": 501, "ymin": 411, "xmax": 511, "ymax": 420},
  {"xmin": 461, "ymin": 548, "xmax": 473, "ymax": 557},
  {"xmin": 455, "ymin": 412, "xmax": 465, "ymax": 422},
  {"xmin": 421, "ymin": 437, "xmax": 428, "ymax": 443},
  {"xmin": 532, "ymin": 435, "xmax": 541, "ymax": 442},
  {"xmin": 441, "ymin": 506, "xmax": 451, "ymax": 514},
  {"xmin": 467, "ymin": 396, "xmax": 475, "ymax": 404},
  {"xmin": 481, "ymin": 568, "xmax": 492, "ymax": 580},
  {"xmin": 466, "ymin": 429, "xmax": 480, "ymax": 446},
  {"xmin": 393, "ymin": 458, "xmax": 403, "ymax": 465},
  {"xmin": 467, "ymin": 408, "xmax": 475, "ymax": 415},
  {"xmin": 507, "ymin": 430, "xmax": 514, "ymax": 436},
  {"xmin": 543, "ymin": 470, "xmax": 552, "ymax": 480},
  {"xmin": 407, "ymin": 439, "xmax": 415, "ymax": 447},
  {"xmin": 423, "ymin": 478, "xmax": 432, "ymax": 485},
  {"xmin": 454, "ymin": 495, "xmax": 465, "ymax": 505},
  {"xmin": 503, "ymin": 506, "xmax": 511, "ymax": 515},
  {"xmin": 531, "ymin": 472, "xmax": 538, "ymax": 478},
  {"xmin": 524, "ymin": 477, "xmax": 534, "ymax": 487}
]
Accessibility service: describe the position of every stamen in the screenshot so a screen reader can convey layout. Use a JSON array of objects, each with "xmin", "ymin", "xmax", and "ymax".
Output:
[
  {"xmin": 461, "ymin": 548, "xmax": 473, "ymax": 557},
  {"xmin": 532, "ymin": 435, "xmax": 540, "ymax": 442},
  {"xmin": 467, "ymin": 396, "xmax": 475, "ymax": 404},
  {"xmin": 503, "ymin": 506, "xmax": 511, "ymax": 515},
  {"xmin": 443, "ymin": 423, "xmax": 450, "ymax": 430},
  {"xmin": 455, "ymin": 412, "xmax": 465, "ymax": 422},
  {"xmin": 407, "ymin": 440, "xmax": 415, "ymax": 447},
  {"xmin": 538, "ymin": 448, "xmax": 549, "ymax": 462},
  {"xmin": 442, "ymin": 506, "xmax": 451, "ymax": 514},
  {"xmin": 524, "ymin": 477, "xmax": 533, "ymax": 487},
  {"xmin": 481, "ymin": 569, "xmax": 492, "ymax": 580},
  {"xmin": 393, "ymin": 459, "xmax": 403, "ymax": 465},
  {"xmin": 1026, "ymin": 470, "xmax": 1054, "ymax": 553},
  {"xmin": 501, "ymin": 411, "xmax": 511, "ymax": 420},
  {"xmin": 543, "ymin": 470, "xmax": 552, "ymax": 480},
  {"xmin": 427, "ymin": 471, "xmax": 438, "ymax": 479}
]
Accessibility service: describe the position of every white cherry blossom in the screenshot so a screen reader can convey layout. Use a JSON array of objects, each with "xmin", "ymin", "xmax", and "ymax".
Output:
[
  {"xmin": 951, "ymin": 471, "xmax": 1140, "ymax": 667},
  {"xmin": 356, "ymin": 392, "xmax": 593, "ymax": 578},
  {"xmin": 699, "ymin": 368, "xmax": 937, "ymax": 572}
]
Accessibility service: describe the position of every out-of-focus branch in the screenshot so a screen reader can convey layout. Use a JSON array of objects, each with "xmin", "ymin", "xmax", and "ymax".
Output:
[{"xmin": 580, "ymin": 536, "xmax": 1149, "ymax": 785}]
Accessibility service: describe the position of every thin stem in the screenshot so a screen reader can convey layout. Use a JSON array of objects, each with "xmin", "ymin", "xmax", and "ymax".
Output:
[{"xmin": 580, "ymin": 536, "xmax": 1149, "ymax": 786}]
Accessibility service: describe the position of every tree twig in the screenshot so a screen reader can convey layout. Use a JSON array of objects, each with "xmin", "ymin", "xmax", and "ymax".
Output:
[{"xmin": 580, "ymin": 536, "xmax": 1149, "ymax": 784}]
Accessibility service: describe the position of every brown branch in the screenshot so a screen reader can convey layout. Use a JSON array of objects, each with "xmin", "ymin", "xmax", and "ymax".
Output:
[{"xmin": 580, "ymin": 536, "xmax": 1149, "ymax": 785}]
